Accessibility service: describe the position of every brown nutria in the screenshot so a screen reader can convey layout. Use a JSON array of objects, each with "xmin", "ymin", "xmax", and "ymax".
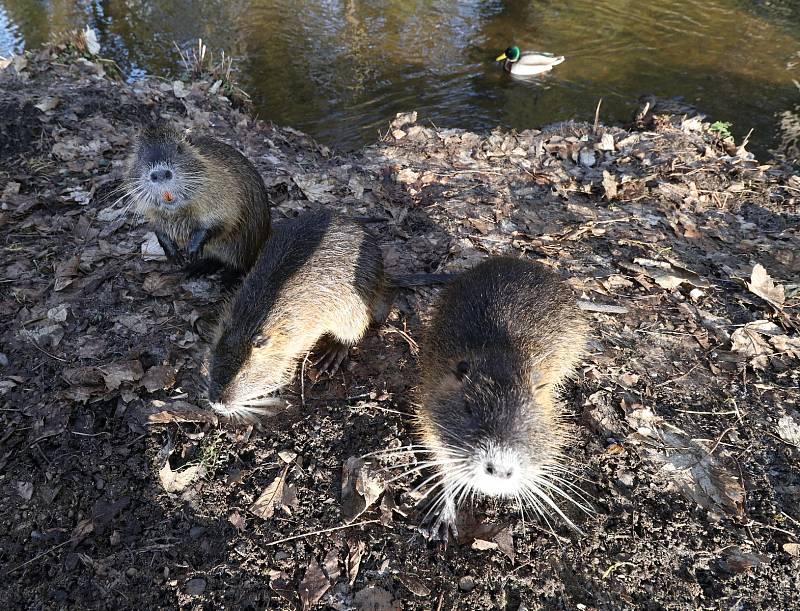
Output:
[
  {"xmin": 124, "ymin": 122, "xmax": 271, "ymax": 275},
  {"xmin": 206, "ymin": 208, "xmax": 448, "ymax": 421},
  {"xmin": 412, "ymin": 256, "xmax": 590, "ymax": 541}
]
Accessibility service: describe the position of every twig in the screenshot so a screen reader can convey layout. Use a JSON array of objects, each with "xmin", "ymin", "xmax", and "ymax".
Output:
[
  {"xmin": 265, "ymin": 519, "xmax": 380, "ymax": 546},
  {"xmin": 654, "ymin": 364, "xmax": 699, "ymax": 388},
  {"xmin": 593, "ymin": 98, "xmax": 603, "ymax": 134},
  {"xmin": 384, "ymin": 325, "xmax": 419, "ymax": 355},
  {"xmin": 27, "ymin": 339, "xmax": 67, "ymax": 362},
  {"xmin": 6, "ymin": 538, "xmax": 74, "ymax": 575},
  {"xmin": 300, "ymin": 351, "xmax": 311, "ymax": 407},
  {"xmin": 706, "ymin": 425, "xmax": 737, "ymax": 457}
]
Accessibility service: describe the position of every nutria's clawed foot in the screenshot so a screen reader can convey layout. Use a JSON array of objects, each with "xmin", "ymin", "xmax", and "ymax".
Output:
[{"xmin": 314, "ymin": 339, "xmax": 351, "ymax": 376}]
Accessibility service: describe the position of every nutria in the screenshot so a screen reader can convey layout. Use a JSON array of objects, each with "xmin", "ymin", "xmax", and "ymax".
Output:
[
  {"xmin": 413, "ymin": 256, "xmax": 590, "ymax": 541},
  {"xmin": 207, "ymin": 208, "xmax": 447, "ymax": 421},
  {"xmin": 124, "ymin": 122, "xmax": 271, "ymax": 275}
]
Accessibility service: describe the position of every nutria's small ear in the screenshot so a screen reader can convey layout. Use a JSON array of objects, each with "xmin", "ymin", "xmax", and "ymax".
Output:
[
  {"xmin": 454, "ymin": 360, "xmax": 470, "ymax": 381},
  {"xmin": 252, "ymin": 334, "xmax": 271, "ymax": 348}
]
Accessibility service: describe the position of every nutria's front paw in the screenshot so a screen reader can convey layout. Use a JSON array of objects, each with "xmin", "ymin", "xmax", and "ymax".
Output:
[
  {"xmin": 186, "ymin": 233, "xmax": 205, "ymax": 264},
  {"xmin": 422, "ymin": 496, "xmax": 459, "ymax": 548},
  {"xmin": 313, "ymin": 339, "xmax": 350, "ymax": 376},
  {"xmin": 155, "ymin": 230, "xmax": 184, "ymax": 265}
]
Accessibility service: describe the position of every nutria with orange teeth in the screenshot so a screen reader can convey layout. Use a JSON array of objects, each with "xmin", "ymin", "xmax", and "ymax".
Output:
[
  {"xmin": 125, "ymin": 122, "xmax": 271, "ymax": 274},
  {"xmin": 414, "ymin": 256, "xmax": 590, "ymax": 540}
]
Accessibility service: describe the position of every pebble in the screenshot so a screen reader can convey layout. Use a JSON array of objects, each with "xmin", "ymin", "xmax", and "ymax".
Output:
[
  {"xmin": 184, "ymin": 578, "xmax": 206, "ymax": 596},
  {"xmin": 189, "ymin": 526, "xmax": 206, "ymax": 539},
  {"xmin": 458, "ymin": 576, "xmax": 475, "ymax": 592},
  {"xmin": 617, "ymin": 470, "xmax": 635, "ymax": 487}
]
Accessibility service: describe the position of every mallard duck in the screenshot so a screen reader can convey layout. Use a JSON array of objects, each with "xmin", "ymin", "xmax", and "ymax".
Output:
[{"xmin": 496, "ymin": 46, "xmax": 564, "ymax": 76}]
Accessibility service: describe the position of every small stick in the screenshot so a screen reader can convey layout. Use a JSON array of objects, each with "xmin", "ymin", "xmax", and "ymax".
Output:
[
  {"xmin": 576, "ymin": 300, "xmax": 628, "ymax": 315},
  {"xmin": 264, "ymin": 519, "xmax": 380, "ymax": 546},
  {"xmin": 6, "ymin": 538, "xmax": 74, "ymax": 575},
  {"xmin": 593, "ymin": 98, "xmax": 603, "ymax": 134}
]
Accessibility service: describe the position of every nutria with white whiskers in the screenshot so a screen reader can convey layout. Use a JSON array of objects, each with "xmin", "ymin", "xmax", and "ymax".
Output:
[
  {"xmin": 206, "ymin": 208, "xmax": 448, "ymax": 422},
  {"xmin": 123, "ymin": 122, "xmax": 271, "ymax": 276},
  {"xmin": 411, "ymin": 256, "xmax": 591, "ymax": 541}
]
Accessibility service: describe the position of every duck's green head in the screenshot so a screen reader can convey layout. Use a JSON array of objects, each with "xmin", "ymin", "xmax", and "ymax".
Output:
[{"xmin": 496, "ymin": 46, "xmax": 521, "ymax": 63}]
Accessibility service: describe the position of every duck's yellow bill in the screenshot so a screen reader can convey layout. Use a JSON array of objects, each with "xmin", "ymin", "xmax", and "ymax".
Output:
[{"xmin": 496, "ymin": 53, "xmax": 507, "ymax": 61}]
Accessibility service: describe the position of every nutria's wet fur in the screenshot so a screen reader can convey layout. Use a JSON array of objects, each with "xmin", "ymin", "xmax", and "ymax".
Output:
[
  {"xmin": 207, "ymin": 209, "xmax": 394, "ymax": 421},
  {"xmin": 415, "ymin": 256, "xmax": 589, "ymax": 539},
  {"xmin": 126, "ymin": 123, "xmax": 271, "ymax": 273}
]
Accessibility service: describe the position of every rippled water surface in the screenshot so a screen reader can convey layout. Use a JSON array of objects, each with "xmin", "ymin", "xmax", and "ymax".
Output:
[{"xmin": 1, "ymin": 0, "xmax": 799, "ymax": 158}]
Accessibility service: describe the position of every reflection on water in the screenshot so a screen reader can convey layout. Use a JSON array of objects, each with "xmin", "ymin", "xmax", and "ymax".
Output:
[{"xmin": 0, "ymin": 0, "xmax": 799, "ymax": 159}]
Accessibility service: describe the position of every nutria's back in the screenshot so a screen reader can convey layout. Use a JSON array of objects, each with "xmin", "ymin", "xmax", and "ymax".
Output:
[
  {"xmin": 421, "ymin": 256, "xmax": 587, "ymax": 392},
  {"xmin": 208, "ymin": 209, "xmax": 386, "ymax": 418}
]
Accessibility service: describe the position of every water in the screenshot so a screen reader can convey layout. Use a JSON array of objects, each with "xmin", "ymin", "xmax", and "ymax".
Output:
[{"xmin": 1, "ymin": 0, "xmax": 799, "ymax": 159}]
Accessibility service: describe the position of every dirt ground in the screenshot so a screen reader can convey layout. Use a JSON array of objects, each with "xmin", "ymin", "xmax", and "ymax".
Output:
[{"xmin": 1, "ymin": 41, "xmax": 799, "ymax": 611}]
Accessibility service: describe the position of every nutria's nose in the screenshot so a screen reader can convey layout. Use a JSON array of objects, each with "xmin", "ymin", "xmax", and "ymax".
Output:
[
  {"xmin": 149, "ymin": 168, "xmax": 173, "ymax": 183},
  {"xmin": 484, "ymin": 461, "xmax": 514, "ymax": 479}
]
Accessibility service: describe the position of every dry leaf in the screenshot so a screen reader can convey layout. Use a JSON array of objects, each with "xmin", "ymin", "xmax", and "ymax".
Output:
[
  {"xmin": 626, "ymin": 406, "xmax": 744, "ymax": 517},
  {"xmin": 730, "ymin": 327, "xmax": 772, "ymax": 370},
  {"xmin": 71, "ymin": 517, "xmax": 94, "ymax": 546},
  {"xmin": 228, "ymin": 511, "xmax": 245, "ymax": 532},
  {"xmin": 184, "ymin": 578, "xmax": 206, "ymax": 596},
  {"xmin": 493, "ymin": 526, "xmax": 515, "ymax": 562},
  {"xmin": 34, "ymin": 97, "xmax": 60, "ymax": 112},
  {"xmin": 299, "ymin": 558, "xmax": 330, "ymax": 610},
  {"xmin": 379, "ymin": 491, "xmax": 396, "ymax": 526},
  {"xmin": 602, "ymin": 170, "xmax": 618, "ymax": 200},
  {"xmin": 471, "ymin": 539, "xmax": 498, "ymax": 551},
  {"xmin": 148, "ymin": 406, "xmax": 218, "ymax": 426},
  {"xmin": 784, "ymin": 543, "xmax": 800, "ymax": 557},
  {"xmin": 141, "ymin": 365, "xmax": 176, "ymax": 393},
  {"xmin": 322, "ymin": 547, "xmax": 340, "ymax": 583},
  {"xmin": 101, "ymin": 360, "xmax": 144, "ymax": 391},
  {"xmin": 159, "ymin": 461, "xmax": 204, "ymax": 494},
  {"xmin": 719, "ymin": 547, "xmax": 768, "ymax": 573},
  {"xmin": 341, "ymin": 457, "xmax": 385, "ymax": 523},
  {"xmin": 353, "ymin": 585, "xmax": 399, "ymax": 611},
  {"xmin": 770, "ymin": 335, "xmax": 800, "ymax": 359},
  {"xmin": 142, "ymin": 272, "xmax": 177, "ymax": 297},
  {"xmin": 777, "ymin": 414, "xmax": 800, "ymax": 446},
  {"xmin": 346, "ymin": 538, "xmax": 366, "ymax": 586},
  {"xmin": 293, "ymin": 173, "xmax": 336, "ymax": 204},
  {"xmin": 746, "ymin": 264, "xmax": 785, "ymax": 308},
  {"xmin": 280, "ymin": 483, "xmax": 299, "ymax": 515},
  {"xmin": 635, "ymin": 258, "xmax": 709, "ymax": 290},
  {"xmin": 54, "ymin": 255, "xmax": 80, "ymax": 291},
  {"xmin": 141, "ymin": 232, "xmax": 167, "ymax": 261},
  {"xmin": 173, "ymin": 80, "xmax": 189, "ymax": 98},
  {"xmin": 250, "ymin": 466, "xmax": 288, "ymax": 520},
  {"xmin": 397, "ymin": 574, "xmax": 431, "ymax": 597},
  {"xmin": 278, "ymin": 450, "xmax": 298, "ymax": 464},
  {"xmin": 15, "ymin": 481, "xmax": 34, "ymax": 501},
  {"xmin": 99, "ymin": 361, "xmax": 144, "ymax": 390}
]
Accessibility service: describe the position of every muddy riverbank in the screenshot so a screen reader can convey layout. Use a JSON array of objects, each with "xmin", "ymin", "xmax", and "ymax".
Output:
[{"xmin": 1, "ymin": 38, "xmax": 799, "ymax": 609}]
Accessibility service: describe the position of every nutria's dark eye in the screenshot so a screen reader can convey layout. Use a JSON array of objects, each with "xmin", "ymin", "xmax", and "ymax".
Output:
[
  {"xmin": 463, "ymin": 399, "xmax": 475, "ymax": 418},
  {"xmin": 252, "ymin": 334, "xmax": 271, "ymax": 348},
  {"xmin": 454, "ymin": 360, "xmax": 470, "ymax": 381}
]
